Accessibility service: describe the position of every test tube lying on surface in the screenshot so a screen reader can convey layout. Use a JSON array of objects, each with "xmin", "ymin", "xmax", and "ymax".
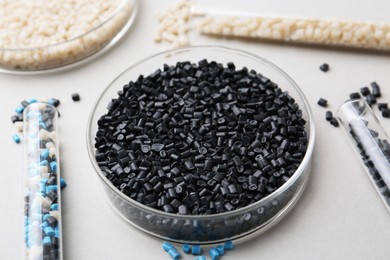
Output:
[
  {"xmin": 23, "ymin": 103, "xmax": 63, "ymax": 260},
  {"xmin": 337, "ymin": 100, "xmax": 390, "ymax": 213},
  {"xmin": 191, "ymin": 6, "xmax": 390, "ymax": 51}
]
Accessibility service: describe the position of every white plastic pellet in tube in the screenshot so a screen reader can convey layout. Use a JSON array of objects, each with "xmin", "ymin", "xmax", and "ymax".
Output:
[
  {"xmin": 23, "ymin": 103, "xmax": 63, "ymax": 260},
  {"xmin": 337, "ymin": 100, "xmax": 390, "ymax": 214}
]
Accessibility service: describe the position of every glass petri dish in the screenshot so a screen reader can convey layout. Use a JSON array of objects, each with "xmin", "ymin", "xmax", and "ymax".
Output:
[
  {"xmin": 0, "ymin": 0, "xmax": 138, "ymax": 74},
  {"xmin": 86, "ymin": 46, "xmax": 315, "ymax": 244}
]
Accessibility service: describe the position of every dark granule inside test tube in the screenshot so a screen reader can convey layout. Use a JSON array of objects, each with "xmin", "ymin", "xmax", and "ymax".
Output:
[
  {"xmin": 94, "ymin": 59, "xmax": 308, "ymax": 215},
  {"xmin": 349, "ymin": 120, "xmax": 390, "ymax": 205}
]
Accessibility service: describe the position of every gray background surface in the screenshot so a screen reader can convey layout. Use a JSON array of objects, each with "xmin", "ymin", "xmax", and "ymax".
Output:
[{"xmin": 1, "ymin": 0, "xmax": 390, "ymax": 259}]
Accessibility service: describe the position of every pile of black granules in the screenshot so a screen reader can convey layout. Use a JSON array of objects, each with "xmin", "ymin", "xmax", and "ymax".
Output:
[{"xmin": 94, "ymin": 59, "xmax": 308, "ymax": 215}]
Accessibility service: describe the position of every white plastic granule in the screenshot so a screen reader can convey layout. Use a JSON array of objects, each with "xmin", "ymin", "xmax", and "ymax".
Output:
[
  {"xmin": 0, "ymin": 0, "xmax": 133, "ymax": 70},
  {"xmin": 154, "ymin": 0, "xmax": 192, "ymax": 48},
  {"xmin": 196, "ymin": 15, "xmax": 390, "ymax": 51}
]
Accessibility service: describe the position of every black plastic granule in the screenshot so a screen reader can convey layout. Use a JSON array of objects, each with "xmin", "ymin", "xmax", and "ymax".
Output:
[
  {"xmin": 71, "ymin": 93, "xmax": 80, "ymax": 101},
  {"xmin": 330, "ymin": 118, "xmax": 339, "ymax": 127},
  {"xmin": 317, "ymin": 98, "xmax": 328, "ymax": 107},
  {"xmin": 325, "ymin": 111, "xmax": 333, "ymax": 121},
  {"xmin": 360, "ymin": 87, "xmax": 370, "ymax": 96},
  {"xmin": 382, "ymin": 108, "xmax": 390, "ymax": 118},
  {"xmin": 95, "ymin": 60, "xmax": 308, "ymax": 215},
  {"xmin": 349, "ymin": 92, "xmax": 360, "ymax": 100},
  {"xmin": 21, "ymin": 100, "xmax": 29, "ymax": 107},
  {"xmin": 366, "ymin": 94, "xmax": 377, "ymax": 106},
  {"xmin": 371, "ymin": 82, "xmax": 381, "ymax": 98},
  {"xmin": 378, "ymin": 103, "xmax": 388, "ymax": 111},
  {"xmin": 319, "ymin": 63, "xmax": 329, "ymax": 72},
  {"xmin": 50, "ymin": 98, "xmax": 61, "ymax": 107},
  {"xmin": 11, "ymin": 114, "xmax": 22, "ymax": 123}
]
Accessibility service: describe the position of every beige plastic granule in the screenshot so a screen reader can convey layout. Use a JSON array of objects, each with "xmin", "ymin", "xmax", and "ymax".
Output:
[{"xmin": 0, "ymin": 0, "xmax": 133, "ymax": 70}]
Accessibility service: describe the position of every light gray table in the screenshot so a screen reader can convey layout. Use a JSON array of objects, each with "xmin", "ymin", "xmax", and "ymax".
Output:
[{"xmin": 1, "ymin": 0, "xmax": 390, "ymax": 259}]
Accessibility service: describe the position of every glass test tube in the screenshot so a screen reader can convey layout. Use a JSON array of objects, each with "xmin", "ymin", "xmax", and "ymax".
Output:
[
  {"xmin": 190, "ymin": 6, "xmax": 390, "ymax": 51},
  {"xmin": 23, "ymin": 103, "xmax": 63, "ymax": 260},
  {"xmin": 337, "ymin": 100, "xmax": 390, "ymax": 213}
]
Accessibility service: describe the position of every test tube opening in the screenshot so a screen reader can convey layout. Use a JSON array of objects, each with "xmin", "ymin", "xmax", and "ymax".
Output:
[{"xmin": 337, "ymin": 100, "xmax": 390, "ymax": 213}]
